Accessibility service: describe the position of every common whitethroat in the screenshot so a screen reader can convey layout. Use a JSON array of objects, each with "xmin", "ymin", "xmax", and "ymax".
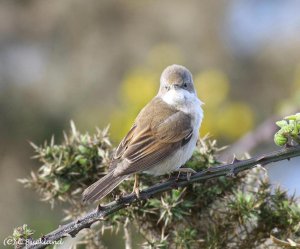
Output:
[{"xmin": 83, "ymin": 64, "xmax": 204, "ymax": 203}]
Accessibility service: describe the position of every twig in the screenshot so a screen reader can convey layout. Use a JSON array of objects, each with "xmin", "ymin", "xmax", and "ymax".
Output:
[
  {"xmin": 25, "ymin": 145, "xmax": 300, "ymax": 249},
  {"xmin": 219, "ymin": 109, "xmax": 300, "ymax": 162},
  {"xmin": 219, "ymin": 115, "xmax": 278, "ymax": 161},
  {"xmin": 271, "ymin": 235, "xmax": 300, "ymax": 248},
  {"xmin": 124, "ymin": 217, "xmax": 132, "ymax": 249}
]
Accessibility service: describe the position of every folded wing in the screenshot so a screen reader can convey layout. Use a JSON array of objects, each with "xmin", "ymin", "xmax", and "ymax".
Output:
[{"xmin": 111, "ymin": 97, "xmax": 193, "ymax": 176}]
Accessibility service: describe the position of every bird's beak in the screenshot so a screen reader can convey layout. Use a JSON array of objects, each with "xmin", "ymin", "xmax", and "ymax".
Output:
[{"xmin": 172, "ymin": 84, "xmax": 180, "ymax": 90}]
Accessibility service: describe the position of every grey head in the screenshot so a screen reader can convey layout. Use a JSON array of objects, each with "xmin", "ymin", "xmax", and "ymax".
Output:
[{"xmin": 158, "ymin": 64, "xmax": 195, "ymax": 95}]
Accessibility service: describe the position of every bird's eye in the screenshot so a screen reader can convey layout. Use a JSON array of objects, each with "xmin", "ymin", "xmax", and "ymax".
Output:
[
  {"xmin": 165, "ymin": 86, "xmax": 169, "ymax": 90},
  {"xmin": 183, "ymin": 83, "xmax": 188, "ymax": 88}
]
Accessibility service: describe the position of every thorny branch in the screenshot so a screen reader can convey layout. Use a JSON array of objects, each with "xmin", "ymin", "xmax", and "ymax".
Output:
[{"xmin": 26, "ymin": 145, "xmax": 300, "ymax": 249}]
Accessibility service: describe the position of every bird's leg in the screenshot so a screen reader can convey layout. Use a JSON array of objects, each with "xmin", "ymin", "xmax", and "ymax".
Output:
[
  {"xmin": 132, "ymin": 174, "xmax": 140, "ymax": 198},
  {"xmin": 167, "ymin": 172, "xmax": 173, "ymax": 180},
  {"xmin": 175, "ymin": 168, "xmax": 197, "ymax": 181}
]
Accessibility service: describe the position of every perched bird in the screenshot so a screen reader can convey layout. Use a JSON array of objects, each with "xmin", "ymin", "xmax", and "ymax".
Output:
[{"xmin": 82, "ymin": 64, "xmax": 204, "ymax": 203}]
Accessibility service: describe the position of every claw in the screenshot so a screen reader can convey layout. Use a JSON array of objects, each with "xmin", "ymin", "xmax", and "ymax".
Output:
[
  {"xmin": 174, "ymin": 168, "xmax": 197, "ymax": 181},
  {"xmin": 231, "ymin": 154, "xmax": 241, "ymax": 164},
  {"xmin": 132, "ymin": 174, "xmax": 140, "ymax": 199}
]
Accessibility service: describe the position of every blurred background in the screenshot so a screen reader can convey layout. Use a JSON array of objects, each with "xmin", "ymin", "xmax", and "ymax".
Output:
[{"xmin": 1, "ymin": 0, "xmax": 300, "ymax": 247}]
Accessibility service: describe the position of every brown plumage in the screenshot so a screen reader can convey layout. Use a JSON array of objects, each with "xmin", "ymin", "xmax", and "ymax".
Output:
[{"xmin": 82, "ymin": 97, "xmax": 192, "ymax": 203}]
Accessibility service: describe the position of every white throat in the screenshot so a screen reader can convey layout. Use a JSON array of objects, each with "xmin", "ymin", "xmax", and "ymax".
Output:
[{"xmin": 161, "ymin": 89, "xmax": 204, "ymax": 130}]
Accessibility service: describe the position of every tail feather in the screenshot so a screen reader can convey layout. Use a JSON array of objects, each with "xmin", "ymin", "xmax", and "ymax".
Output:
[{"xmin": 82, "ymin": 171, "xmax": 128, "ymax": 203}]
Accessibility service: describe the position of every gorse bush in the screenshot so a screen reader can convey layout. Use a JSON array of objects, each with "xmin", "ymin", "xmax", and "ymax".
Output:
[{"xmin": 11, "ymin": 119, "xmax": 300, "ymax": 248}]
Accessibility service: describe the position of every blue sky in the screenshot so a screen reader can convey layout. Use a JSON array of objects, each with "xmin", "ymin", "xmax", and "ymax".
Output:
[{"xmin": 225, "ymin": 0, "xmax": 300, "ymax": 55}]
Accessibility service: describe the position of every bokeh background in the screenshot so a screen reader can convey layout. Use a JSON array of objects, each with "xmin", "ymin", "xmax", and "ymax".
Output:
[{"xmin": 1, "ymin": 0, "xmax": 300, "ymax": 247}]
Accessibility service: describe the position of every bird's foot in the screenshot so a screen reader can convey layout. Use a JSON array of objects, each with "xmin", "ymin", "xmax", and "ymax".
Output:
[
  {"xmin": 131, "ymin": 174, "xmax": 140, "ymax": 199},
  {"xmin": 133, "ymin": 186, "xmax": 140, "ymax": 199},
  {"xmin": 175, "ymin": 168, "xmax": 197, "ymax": 181}
]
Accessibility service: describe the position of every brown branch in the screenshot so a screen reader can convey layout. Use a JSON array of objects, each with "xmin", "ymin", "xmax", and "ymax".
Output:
[{"xmin": 25, "ymin": 145, "xmax": 300, "ymax": 249}]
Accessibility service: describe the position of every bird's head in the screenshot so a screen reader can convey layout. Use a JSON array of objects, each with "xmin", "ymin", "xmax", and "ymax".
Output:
[{"xmin": 159, "ymin": 64, "xmax": 195, "ymax": 95}]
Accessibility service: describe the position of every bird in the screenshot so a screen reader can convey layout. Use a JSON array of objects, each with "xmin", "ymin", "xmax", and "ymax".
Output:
[{"xmin": 82, "ymin": 64, "xmax": 204, "ymax": 203}]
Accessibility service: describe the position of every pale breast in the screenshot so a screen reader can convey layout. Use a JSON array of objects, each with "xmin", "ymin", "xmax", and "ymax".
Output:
[
  {"xmin": 144, "ymin": 131, "xmax": 198, "ymax": 176},
  {"xmin": 144, "ymin": 90, "xmax": 203, "ymax": 176}
]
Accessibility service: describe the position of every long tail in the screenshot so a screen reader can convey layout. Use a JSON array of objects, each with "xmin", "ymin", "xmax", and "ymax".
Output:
[{"xmin": 82, "ymin": 171, "xmax": 128, "ymax": 203}]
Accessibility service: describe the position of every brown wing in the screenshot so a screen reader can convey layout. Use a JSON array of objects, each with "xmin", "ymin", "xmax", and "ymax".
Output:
[{"xmin": 110, "ymin": 97, "xmax": 193, "ymax": 176}]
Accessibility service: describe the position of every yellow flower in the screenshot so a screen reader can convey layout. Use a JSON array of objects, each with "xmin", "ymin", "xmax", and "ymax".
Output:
[
  {"xmin": 194, "ymin": 70, "xmax": 229, "ymax": 108},
  {"xmin": 200, "ymin": 112, "xmax": 219, "ymax": 137},
  {"xmin": 120, "ymin": 68, "xmax": 157, "ymax": 107},
  {"xmin": 110, "ymin": 108, "xmax": 138, "ymax": 142},
  {"xmin": 216, "ymin": 102, "xmax": 254, "ymax": 140}
]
